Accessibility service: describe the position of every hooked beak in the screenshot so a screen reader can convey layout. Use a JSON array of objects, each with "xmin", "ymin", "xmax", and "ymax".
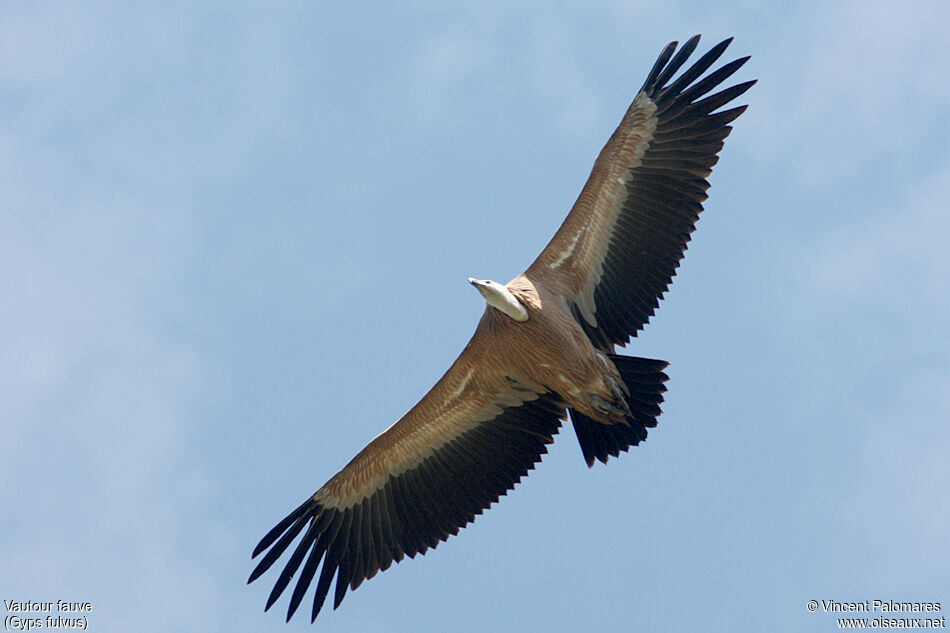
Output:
[{"xmin": 468, "ymin": 278, "xmax": 488, "ymax": 296}]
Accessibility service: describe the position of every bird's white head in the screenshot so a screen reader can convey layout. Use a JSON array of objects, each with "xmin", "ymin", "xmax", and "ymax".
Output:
[{"xmin": 468, "ymin": 278, "xmax": 529, "ymax": 322}]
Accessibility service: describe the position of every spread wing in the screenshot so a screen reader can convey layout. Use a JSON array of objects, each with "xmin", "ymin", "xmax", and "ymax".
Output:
[
  {"xmin": 248, "ymin": 326, "xmax": 566, "ymax": 623},
  {"xmin": 525, "ymin": 35, "xmax": 755, "ymax": 350}
]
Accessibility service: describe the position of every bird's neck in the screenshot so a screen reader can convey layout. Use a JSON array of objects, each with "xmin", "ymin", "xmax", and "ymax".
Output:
[{"xmin": 485, "ymin": 285, "xmax": 529, "ymax": 322}]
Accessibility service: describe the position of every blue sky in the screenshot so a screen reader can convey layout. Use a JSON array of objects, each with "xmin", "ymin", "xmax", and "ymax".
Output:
[{"xmin": 3, "ymin": 2, "xmax": 948, "ymax": 631}]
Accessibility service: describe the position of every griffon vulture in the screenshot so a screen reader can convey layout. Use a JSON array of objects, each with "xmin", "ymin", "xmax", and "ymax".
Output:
[{"xmin": 249, "ymin": 34, "xmax": 754, "ymax": 623}]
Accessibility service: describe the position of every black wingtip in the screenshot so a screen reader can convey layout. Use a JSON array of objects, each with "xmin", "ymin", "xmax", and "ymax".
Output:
[
  {"xmin": 247, "ymin": 562, "xmax": 267, "ymax": 585},
  {"xmin": 247, "ymin": 555, "xmax": 276, "ymax": 585},
  {"xmin": 265, "ymin": 582, "xmax": 285, "ymax": 612},
  {"xmin": 713, "ymin": 36, "xmax": 734, "ymax": 53},
  {"xmin": 651, "ymin": 35, "xmax": 702, "ymax": 91},
  {"xmin": 251, "ymin": 498, "xmax": 314, "ymax": 559},
  {"xmin": 643, "ymin": 34, "xmax": 743, "ymax": 98},
  {"xmin": 642, "ymin": 40, "xmax": 678, "ymax": 93}
]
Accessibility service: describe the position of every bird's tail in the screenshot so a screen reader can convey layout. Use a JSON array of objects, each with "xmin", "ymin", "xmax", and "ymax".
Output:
[{"xmin": 569, "ymin": 355, "xmax": 669, "ymax": 468}]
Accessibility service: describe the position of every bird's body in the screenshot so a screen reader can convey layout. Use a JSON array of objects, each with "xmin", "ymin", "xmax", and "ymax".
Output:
[
  {"xmin": 319, "ymin": 279, "xmax": 612, "ymax": 507},
  {"xmin": 249, "ymin": 35, "xmax": 755, "ymax": 623}
]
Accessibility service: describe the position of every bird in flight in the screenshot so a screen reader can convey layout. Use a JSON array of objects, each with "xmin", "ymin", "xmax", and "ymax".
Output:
[{"xmin": 249, "ymin": 34, "xmax": 754, "ymax": 623}]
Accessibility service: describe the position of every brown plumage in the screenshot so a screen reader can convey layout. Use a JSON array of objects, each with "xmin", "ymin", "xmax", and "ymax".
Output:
[{"xmin": 249, "ymin": 34, "xmax": 754, "ymax": 623}]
